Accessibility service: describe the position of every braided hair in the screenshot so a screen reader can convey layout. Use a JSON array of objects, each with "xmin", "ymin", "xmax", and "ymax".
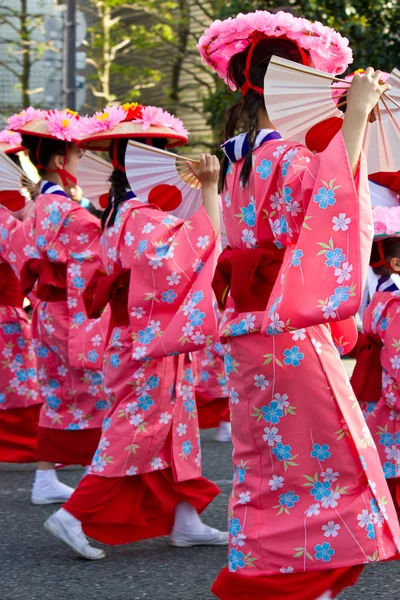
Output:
[
  {"xmin": 220, "ymin": 37, "xmax": 306, "ymax": 192},
  {"xmin": 101, "ymin": 136, "xmax": 168, "ymax": 230}
]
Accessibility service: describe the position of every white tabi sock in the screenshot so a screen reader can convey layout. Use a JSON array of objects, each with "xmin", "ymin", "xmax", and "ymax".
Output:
[
  {"xmin": 173, "ymin": 501, "xmax": 205, "ymax": 534},
  {"xmin": 316, "ymin": 592, "xmax": 333, "ymax": 600}
]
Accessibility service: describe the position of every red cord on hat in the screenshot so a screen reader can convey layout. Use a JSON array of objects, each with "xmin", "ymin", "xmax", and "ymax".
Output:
[
  {"xmin": 371, "ymin": 240, "xmax": 392, "ymax": 270},
  {"xmin": 36, "ymin": 138, "xmax": 77, "ymax": 186}
]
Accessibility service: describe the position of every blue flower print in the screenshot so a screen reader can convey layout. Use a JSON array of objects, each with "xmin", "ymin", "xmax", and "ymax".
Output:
[
  {"xmin": 15, "ymin": 354, "xmax": 23, "ymax": 364},
  {"xmin": 314, "ymin": 542, "xmax": 335, "ymax": 562},
  {"xmin": 138, "ymin": 240, "xmax": 148, "ymax": 255},
  {"xmin": 16, "ymin": 369, "xmax": 28, "ymax": 382},
  {"xmin": 325, "ymin": 248, "xmax": 345, "ymax": 268},
  {"xmin": 138, "ymin": 327, "xmax": 155, "ymax": 345},
  {"xmin": 73, "ymin": 312, "xmax": 86, "ymax": 325},
  {"xmin": 273, "ymin": 443, "xmax": 292, "ymax": 461},
  {"xmin": 188, "ymin": 309, "xmax": 205, "ymax": 327},
  {"xmin": 256, "ymin": 158, "xmax": 272, "ymax": 180},
  {"xmin": 110, "ymin": 353, "xmax": 121, "ymax": 368},
  {"xmin": 49, "ymin": 209, "xmax": 61, "ymax": 226},
  {"xmin": 27, "ymin": 368, "xmax": 36, "ymax": 380},
  {"xmin": 282, "ymin": 186, "xmax": 293, "ymax": 204},
  {"xmin": 155, "ymin": 243, "xmax": 170, "ymax": 258},
  {"xmin": 17, "ymin": 338, "xmax": 26, "ymax": 349},
  {"xmin": 201, "ymin": 371, "xmax": 210, "ymax": 382},
  {"xmin": 138, "ymin": 394, "xmax": 154, "ymax": 411},
  {"xmin": 161, "ymin": 289, "xmax": 177, "ymax": 304},
  {"xmin": 237, "ymin": 465, "xmax": 246, "ymax": 483},
  {"xmin": 36, "ymin": 235, "xmax": 47, "ymax": 248},
  {"xmin": 88, "ymin": 350, "xmax": 99, "ymax": 364},
  {"xmin": 329, "ymin": 285, "xmax": 350, "ymax": 309},
  {"xmin": 191, "ymin": 291, "xmax": 204, "ymax": 305},
  {"xmin": 230, "ymin": 321, "xmax": 247, "ymax": 337},
  {"xmin": 379, "ymin": 432, "xmax": 394, "ymax": 447},
  {"xmin": 282, "ymin": 161, "xmax": 290, "ymax": 177},
  {"xmin": 194, "ymin": 261, "xmax": 205, "ymax": 274},
  {"xmin": 240, "ymin": 201, "xmax": 256, "ymax": 226},
  {"xmin": 395, "ymin": 432, "xmax": 400, "ymax": 445},
  {"xmin": 383, "ymin": 461, "xmax": 397, "ymax": 478},
  {"xmin": 48, "ymin": 379, "xmax": 59, "ymax": 389},
  {"xmin": 229, "ymin": 517, "xmax": 241, "ymax": 536},
  {"xmin": 283, "ymin": 346, "xmax": 304, "ymax": 367},
  {"xmin": 36, "ymin": 346, "xmax": 49, "ymax": 358},
  {"xmin": 279, "ymin": 491, "xmax": 299, "ymax": 509},
  {"xmin": 366, "ymin": 522, "xmax": 376, "ymax": 540},
  {"xmin": 146, "ymin": 375, "xmax": 160, "ymax": 390},
  {"xmin": 182, "ymin": 441, "xmax": 193, "ymax": 455},
  {"xmin": 47, "ymin": 248, "xmax": 58, "ymax": 261},
  {"xmin": 67, "ymin": 423, "xmax": 80, "ymax": 430},
  {"xmin": 381, "ymin": 318, "xmax": 389, "ymax": 331},
  {"xmin": 280, "ymin": 215, "xmax": 289, "ymax": 234},
  {"xmin": 95, "ymin": 400, "xmax": 108, "ymax": 410},
  {"xmin": 314, "ymin": 187, "xmax": 336, "ymax": 209},
  {"xmin": 184, "ymin": 368, "xmax": 194, "ymax": 384},
  {"xmin": 72, "ymin": 275, "xmax": 85, "ymax": 290},
  {"xmin": 103, "ymin": 417, "xmax": 111, "ymax": 430},
  {"xmin": 311, "ymin": 481, "xmax": 332, "ymax": 501},
  {"xmin": 0, "ymin": 392, "xmax": 5, "ymax": 404},
  {"xmin": 1, "ymin": 227, "xmax": 8, "ymax": 240},
  {"xmin": 47, "ymin": 395, "xmax": 61, "ymax": 409},
  {"xmin": 229, "ymin": 548, "xmax": 245, "ymax": 572},
  {"xmin": 291, "ymin": 249, "xmax": 303, "ymax": 267},
  {"xmin": 311, "ymin": 443, "xmax": 331, "ymax": 462},
  {"xmin": 225, "ymin": 353, "xmax": 234, "ymax": 375},
  {"xmin": 72, "ymin": 252, "xmax": 85, "ymax": 263},
  {"xmin": 3, "ymin": 324, "xmax": 14, "ymax": 335},
  {"xmin": 92, "ymin": 372, "xmax": 103, "ymax": 385},
  {"xmin": 184, "ymin": 398, "xmax": 195, "ymax": 413},
  {"xmin": 262, "ymin": 401, "xmax": 283, "ymax": 425}
]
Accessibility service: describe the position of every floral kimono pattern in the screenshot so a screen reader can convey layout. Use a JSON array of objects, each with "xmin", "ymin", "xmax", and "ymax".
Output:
[
  {"xmin": 218, "ymin": 131, "xmax": 400, "ymax": 578},
  {"xmin": 89, "ymin": 198, "xmax": 218, "ymax": 480},
  {"xmin": 0, "ymin": 185, "xmax": 110, "ymax": 433},
  {"xmin": 361, "ymin": 291, "xmax": 400, "ymax": 479}
]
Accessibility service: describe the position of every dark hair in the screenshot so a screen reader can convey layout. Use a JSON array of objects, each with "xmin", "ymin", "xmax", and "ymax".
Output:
[
  {"xmin": 371, "ymin": 238, "xmax": 400, "ymax": 275},
  {"xmin": 220, "ymin": 37, "xmax": 306, "ymax": 192},
  {"xmin": 21, "ymin": 134, "xmax": 70, "ymax": 178},
  {"xmin": 101, "ymin": 136, "xmax": 168, "ymax": 230}
]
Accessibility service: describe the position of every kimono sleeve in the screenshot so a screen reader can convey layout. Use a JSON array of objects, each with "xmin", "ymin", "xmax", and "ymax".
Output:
[
  {"xmin": 122, "ymin": 205, "xmax": 218, "ymax": 360},
  {"xmin": 63, "ymin": 205, "xmax": 110, "ymax": 369},
  {"xmin": 0, "ymin": 207, "xmax": 36, "ymax": 277},
  {"xmin": 261, "ymin": 131, "xmax": 372, "ymax": 334},
  {"xmin": 375, "ymin": 296, "xmax": 400, "ymax": 411}
]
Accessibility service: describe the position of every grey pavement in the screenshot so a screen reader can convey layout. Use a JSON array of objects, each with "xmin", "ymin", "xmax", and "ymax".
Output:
[{"xmin": 1, "ymin": 360, "xmax": 400, "ymax": 599}]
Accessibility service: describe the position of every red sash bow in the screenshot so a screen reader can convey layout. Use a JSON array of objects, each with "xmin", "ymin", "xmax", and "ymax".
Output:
[
  {"xmin": 83, "ymin": 268, "xmax": 130, "ymax": 326},
  {"xmin": 0, "ymin": 262, "xmax": 24, "ymax": 307},
  {"xmin": 350, "ymin": 331, "xmax": 383, "ymax": 403},
  {"xmin": 212, "ymin": 244, "xmax": 285, "ymax": 312},
  {"xmin": 21, "ymin": 258, "xmax": 67, "ymax": 301}
]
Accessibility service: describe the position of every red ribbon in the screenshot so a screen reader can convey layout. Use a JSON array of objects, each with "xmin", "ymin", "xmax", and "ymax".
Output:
[{"xmin": 350, "ymin": 331, "xmax": 383, "ymax": 403}]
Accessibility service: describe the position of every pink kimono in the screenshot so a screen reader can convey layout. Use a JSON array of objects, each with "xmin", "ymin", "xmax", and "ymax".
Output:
[
  {"xmin": 64, "ymin": 197, "xmax": 220, "ymax": 544},
  {"xmin": 211, "ymin": 130, "xmax": 400, "ymax": 597},
  {"xmin": 0, "ymin": 258, "xmax": 41, "ymax": 462},
  {"xmin": 0, "ymin": 182, "xmax": 110, "ymax": 465}
]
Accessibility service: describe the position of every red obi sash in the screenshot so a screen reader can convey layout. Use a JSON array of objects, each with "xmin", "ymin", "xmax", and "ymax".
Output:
[
  {"xmin": 350, "ymin": 331, "xmax": 383, "ymax": 403},
  {"xmin": 212, "ymin": 244, "xmax": 285, "ymax": 312},
  {"xmin": 0, "ymin": 262, "xmax": 24, "ymax": 307},
  {"xmin": 21, "ymin": 258, "xmax": 67, "ymax": 301},
  {"xmin": 83, "ymin": 268, "xmax": 130, "ymax": 326}
]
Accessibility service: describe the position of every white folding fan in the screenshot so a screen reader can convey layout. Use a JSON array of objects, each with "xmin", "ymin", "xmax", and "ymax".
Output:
[
  {"xmin": 0, "ymin": 150, "xmax": 30, "ymax": 211},
  {"xmin": 264, "ymin": 56, "xmax": 400, "ymax": 175},
  {"xmin": 125, "ymin": 141, "xmax": 202, "ymax": 220},
  {"xmin": 77, "ymin": 151, "xmax": 112, "ymax": 210}
]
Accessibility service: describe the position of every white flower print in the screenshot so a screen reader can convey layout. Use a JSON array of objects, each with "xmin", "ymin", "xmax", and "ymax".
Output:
[
  {"xmin": 269, "ymin": 312, "xmax": 284, "ymax": 333},
  {"xmin": 77, "ymin": 233, "xmax": 89, "ymax": 244},
  {"xmin": 385, "ymin": 445, "xmax": 400, "ymax": 462},
  {"xmin": 107, "ymin": 247, "xmax": 117, "ymax": 261},
  {"xmin": 159, "ymin": 412, "xmax": 172, "ymax": 424},
  {"xmin": 311, "ymin": 338, "xmax": 322, "ymax": 355},
  {"xmin": 149, "ymin": 256, "xmax": 163, "ymax": 270},
  {"xmin": 41, "ymin": 217, "xmax": 51, "ymax": 230},
  {"xmin": 322, "ymin": 521, "xmax": 340, "ymax": 538},
  {"xmin": 225, "ymin": 191, "xmax": 231, "ymax": 207},
  {"xmin": 98, "ymin": 437, "xmax": 110, "ymax": 451},
  {"xmin": 321, "ymin": 490, "xmax": 340, "ymax": 509},
  {"xmin": 286, "ymin": 200, "xmax": 302, "ymax": 217},
  {"xmin": 92, "ymin": 459, "xmax": 107, "ymax": 473},
  {"xmin": 321, "ymin": 468, "xmax": 339, "ymax": 483},
  {"xmin": 229, "ymin": 387, "xmax": 239, "ymax": 405},
  {"xmin": 274, "ymin": 393, "xmax": 289, "ymax": 409},
  {"xmin": 191, "ymin": 331, "xmax": 206, "ymax": 345},
  {"xmin": 238, "ymin": 491, "xmax": 251, "ymax": 505},
  {"xmin": 167, "ymin": 271, "xmax": 181, "ymax": 286},
  {"xmin": 263, "ymin": 426, "xmax": 282, "ymax": 447},
  {"xmin": 390, "ymin": 355, "xmax": 400, "ymax": 370},
  {"xmin": 243, "ymin": 313, "xmax": 256, "ymax": 331},
  {"xmin": 305, "ymin": 503, "xmax": 321, "ymax": 517},
  {"xmin": 133, "ymin": 346, "xmax": 147, "ymax": 360},
  {"xmin": 91, "ymin": 334, "xmax": 102, "ymax": 347},
  {"xmin": 357, "ymin": 509, "xmax": 373, "ymax": 528},
  {"xmin": 150, "ymin": 457, "xmax": 164, "ymax": 470},
  {"xmin": 124, "ymin": 232, "xmax": 135, "ymax": 246},
  {"xmin": 321, "ymin": 302, "xmax": 336, "ymax": 319},
  {"xmin": 197, "ymin": 235, "xmax": 210, "ymax": 249},
  {"xmin": 182, "ymin": 322, "xmax": 195, "ymax": 337},
  {"xmin": 130, "ymin": 414, "xmax": 144, "ymax": 427},
  {"xmin": 254, "ymin": 374, "xmax": 269, "ymax": 391},
  {"xmin": 291, "ymin": 329, "xmax": 306, "ymax": 341},
  {"xmin": 68, "ymin": 263, "xmax": 81, "ymax": 277},
  {"xmin": 126, "ymin": 466, "xmax": 138, "ymax": 476},
  {"xmin": 57, "ymin": 365, "xmax": 68, "ymax": 377},
  {"xmin": 73, "ymin": 409, "xmax": 84, "ymax": 420},
  {"xmin": 183, "ymin": 300, "xmax": 196, "ymax": 316},
  {"xmin": 23, "ymin": 245, "xmax": 36, "ymax": 257},
  {"xmin": 142, "ymin": 222, "xmax": 155, "ymax": 234},
  {"xmin": 176, "ymin": 423, "xmax": 188, "ymax": 437},
  {"xmin": 2, "ymin": 347, "xmax": 12, "ymax": 358},
  {"xmin": 269, "ymin": 474, "xmax": 284, "ymax": 490},
  {"xmin": 241, "ymin": 228, "xmax": 256, "ymax": 248},
  {"xmin": 332, "ymin": 213, "xmax": 351, "ymax": 232},
  {"xmin": 131, "ymin": 306, "xmax": 146, "ymax": 319},
  {"xmin": 273, "ymin": 144, "xmax": 287, "ymax": 158},
  {"xmin": 179, "ymin": 384, "xmax": 193, "ymax": 401},
  {"xmin": 149, "ymin": 320, "xmax": 161, "ymax": 334},
  {"xmin": 192, "ymin": 258, "xmax": 203, "ymax": 272},
  {"xmin": 8, "ymin": 252, "xmax": 16, "ymax": 263},
  {"xmin": 232, "ymin": 532, "xmax": 247, "ymax": 547},
  {"xmin": 334, "ymin": 261, "xmax": 353, "ymax": 284},
  {"xmin": 270, "ymin": 192, "xmax": 283, "ymax": 211}
]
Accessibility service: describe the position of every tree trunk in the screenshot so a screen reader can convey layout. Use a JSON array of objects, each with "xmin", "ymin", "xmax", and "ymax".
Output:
[
  {"xmin": 20, "ymin": 0, "xmax": 30, "ymax": 107},
  {"xmin": 169, "ymin": 0, "xmax": 190, "ymax": 109}
]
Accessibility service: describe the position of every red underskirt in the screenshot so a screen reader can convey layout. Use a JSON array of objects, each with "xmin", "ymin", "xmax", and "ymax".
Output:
[
  {"xmin": 196, "ymin": 392, "xmax": 230, "ymax": 429},
  {"xmin": 387, "ymin": 478, "xmax": 400, "ymax": 515},
  {"xmin": 65, "ymin": 469, "xmax": 220, "ymax": 545},
  {"xmin": 37, "ymin": 426, "xmax": 102, "ymax": 465},
  {"xmin": 0, "ymin": 404, "xmax": 41, "ymax": 463},
  {"xmin": 212, "ymin": 565, "xmax": 364, "ymax": 600}
]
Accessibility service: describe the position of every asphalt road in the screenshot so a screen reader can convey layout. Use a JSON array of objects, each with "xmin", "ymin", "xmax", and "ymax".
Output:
[{"xmin": 1, "ymin": 360, "xmax": 400, "ymax": 599}]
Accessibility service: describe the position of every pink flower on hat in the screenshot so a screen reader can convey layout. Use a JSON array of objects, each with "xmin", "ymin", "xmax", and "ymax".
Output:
[
  {"xmin": 134, "ymin": 105, "xmax": 188, "ymax": 138},
  {"xmin": 90, "ymin": 105, "xmax": 126, "ymax": 132},
  {"xmin": 46, "ymin": 109, "xmax": 81, "ymax": 142},
  {"xmin": 7, "ymin": 107, "xmax": 46, "ymax": 130},
  {"xmin": 0, "ymin": 129, "xmax": 22, "ymax": 148}
]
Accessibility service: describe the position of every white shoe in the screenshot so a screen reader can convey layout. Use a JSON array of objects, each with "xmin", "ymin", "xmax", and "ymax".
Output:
[
  {"xmin": 44, "ymin": 510, "xmax": 106, "ymax": 560},
  {"xmin": 215, "ymin": 421, "xmax": 232, "ymax": 443},
  {"xmin": 31, "ymin": 470, "xmax": 75, "ymax": 505},
  {"xmin": 168, "ymin": 525, "xmax": 229, "ymax": 547}
]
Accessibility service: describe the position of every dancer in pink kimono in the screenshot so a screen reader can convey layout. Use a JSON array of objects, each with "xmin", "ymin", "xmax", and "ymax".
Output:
[
  {"xmin": 352, "ymin": 202, "xmax": 400, "ymax": 513},
  {"xmin": 198, "ymin": 10, "xmax": 399, "ymax": 600},
  {"xmin": 0, "ymin": 129, "xmax": 41, "ymax": 462},
  {"xmin": 0, "ymin": 109, "xmax": 110, "ymax": 504},
  {"xmin": 44, "ymin": 103, "xmax": 227, "ymax": 560}
]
